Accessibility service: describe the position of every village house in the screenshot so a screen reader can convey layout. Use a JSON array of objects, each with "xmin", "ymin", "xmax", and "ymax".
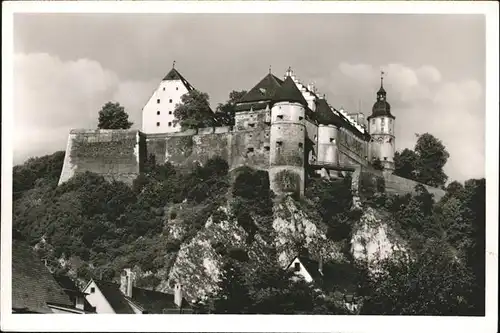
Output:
[{"xmin": 82, "ymin": 268, "xmax": 192, "ymax": 314}]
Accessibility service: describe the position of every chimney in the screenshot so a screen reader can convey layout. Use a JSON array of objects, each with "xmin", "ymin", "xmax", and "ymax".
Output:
[
  {"xmin": 174, "ymin": 282, "xmax": 183, "ymax": 308},
  {"xmin": 318, "ymin": 257, "xmax": 323, "ymax": 276},
  {"xmin": 120, "ymin": 268, "xmax": 134, "ymax": 298}
]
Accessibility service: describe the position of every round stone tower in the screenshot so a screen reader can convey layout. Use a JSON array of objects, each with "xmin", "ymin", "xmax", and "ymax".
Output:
[
  {"xmin": 367, "ymin": 72, "xmax": 396, "ymax": 172},
  {"xmin": 269, "ymin": 71, "xmax": 308, "ymax": 196}
]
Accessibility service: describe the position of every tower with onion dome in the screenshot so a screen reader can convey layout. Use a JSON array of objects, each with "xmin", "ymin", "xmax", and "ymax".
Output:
[{"xmin": 367, "ymin": 71, "xmax": 396, "ymax": 171}]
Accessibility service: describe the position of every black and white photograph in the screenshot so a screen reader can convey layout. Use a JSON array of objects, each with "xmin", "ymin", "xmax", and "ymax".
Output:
[{"xmin": 1, "ymin": 1, "xmax": 498, "ymax": 332}]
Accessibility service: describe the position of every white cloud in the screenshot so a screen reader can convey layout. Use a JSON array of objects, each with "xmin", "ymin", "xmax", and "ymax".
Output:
[
  {"xmin": 334, "ymin": 62, "xmax": 484, "ymax": 182},
  {"xmin": 13, "ymin": 53, "xmax": 157, "ymax": 164}
]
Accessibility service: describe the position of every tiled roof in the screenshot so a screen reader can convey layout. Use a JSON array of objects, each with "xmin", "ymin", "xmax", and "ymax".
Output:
[
  {"xmin": 315, "ymin": 99, "xmax": 344, "ymax": 127},
  {"xmin": 368, "ymin": 100, "xmax": 394, "ymax": 119},
  {"xmin": 94, "ymin": 280, "xmax": 190, "ymax": 314},
  {"xmin": 129, "ymin": 286, "xmax": 191, "ymax": 314},
  {"xmin": 238, "ymin": 73, "xmax": 284, "ymax": 104},
  {"xmin": 53, "ymin": 274, "xmax": 96, "ymax": 312},
  {"xmin": 162, "ymin": 68, "xmax": 194, "ymax": 91},
  {"xmin": 273, "ymin": 76, "xmax": 308, "ymax": 106},
  {"xmin": 12, "ymin": 240, "xmax": 73, "ymax": 313},
  {"xmin": 93, "ymin": 280, "xmax": 135, "ymax": 314}
]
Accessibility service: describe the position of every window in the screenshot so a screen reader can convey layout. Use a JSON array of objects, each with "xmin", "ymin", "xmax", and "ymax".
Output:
[
  {"xmin": 169, "ymin": 99, "xmax": 173, "ymax": 103},
  {"xmin": 248, "ymin": 123, "xmax": 255, "ymax": 128},
  {"xmin": 247, "ymin": 147, "xmax": 254, "ymax": 153},
  {"xmin": 264, "ymin": 146, "xmax": 270, "ymax": 151},
  {"xmin": 298, "ymin": 142, "xmax": 303, "ymax": 148},
  {"xmin": 168, "ymin": 122, "xmax": 172, "ymax": 127},
  {"xmin": 294, "ymin": 262, "xmax": 301, "ymax": 272},
  {"xmin": 330, "ymin": 138, "xmax": 335, "ymax": 143},
  {"xmin": 299, "ymin": 116, "xmax": 303, "ymax": 121},
  {"xmin": 277, "ymin": 115, "xmax": 284, "ymax": 120},
  {"xmin": 156, "ymin": 122, "xmax": 160, "ymax": 127},
  {"xmin": 90, "ymin": 287, "xmax": 95, "ymax": 293},
  {"xmin": 169, "ymin": 111, "xmax": 172, "ymax": 115},
  {"xmin": 163, "ymin": 87, "xmax": 165, "ymax": 91},
  {"xmin": 276, "ymin": 141, "xmax": 283, "ymax": 147},
  {"xmin": 384, "ymin": 157, "xmax": 387, "ymax": 161},
  {"xmin": 157, "ymin": 111, "xmax": 160, "ymax": 115},
  {"xmin": 176, "ymin": 87, "xmax": 179, "ymax": 90},
  {"xmin": 157, "ymin": 99, "xmax": 160, "ymax": 104}
]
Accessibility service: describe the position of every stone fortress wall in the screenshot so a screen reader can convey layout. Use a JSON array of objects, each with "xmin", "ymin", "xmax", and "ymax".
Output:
[{"xmin": 58, "ymin": 126, "xmax": 445, "ymax": 202}]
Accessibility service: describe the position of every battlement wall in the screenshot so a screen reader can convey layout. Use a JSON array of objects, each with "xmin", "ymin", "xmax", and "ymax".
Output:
[{"xmin": 58, "ymin": 129, "xmax": 145, "ymax": 185}]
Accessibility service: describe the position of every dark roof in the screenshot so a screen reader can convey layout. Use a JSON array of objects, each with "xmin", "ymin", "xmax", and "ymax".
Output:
[
  {"xmin": 94, "ymin": 280, "xmax": 135, "ymax": 313},
  {"xmin": 369, "ymin": 100, "xmax": 394, "ymax": 119},
  {"xmin": 53, "ymin": 274, "xmax": 96, "ymax": 312},
  {"xmin": 12, "ymin": 240, "xmax": 73, "ymax": 313},
  {"xmin": 272, "ymin": 76, "xmax": 308, "ymax": 106},
  {"xmin": 129, "ymin": 286, "xmax": 191, "ymax": 313},
  {"xmin": 94, "ymin": 280, "xmax": 189, "ymax": 314},
  {"xmin": 368, "ymin": 84, "xmax": 395, "ymax": 120},
  {"xmin": 315, "ymin": 99, "xmax": 344, "ymax": 127},
  {"xmin": 162, "ymin": 68, "xmax": 194, "ymax": 91},
  {"xmin": 238, "ymin": 73, "xmax": 284, "ymax": 104}
]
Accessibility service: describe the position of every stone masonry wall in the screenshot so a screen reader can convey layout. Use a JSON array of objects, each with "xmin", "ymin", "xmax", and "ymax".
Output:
[{"xmin": 58, "ymin": 129, "xmax": 144, "ymax": 185}]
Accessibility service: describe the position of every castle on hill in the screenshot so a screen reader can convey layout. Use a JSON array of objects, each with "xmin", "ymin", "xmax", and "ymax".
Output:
[{"xmin": 58, "ymin": 64, "xmax": 444, "ymax": 200}]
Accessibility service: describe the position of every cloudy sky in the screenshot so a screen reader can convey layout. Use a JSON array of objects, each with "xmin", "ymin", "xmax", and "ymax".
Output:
[{"xmin": 13, "ymin": 13, "xmax": 485, "ymax": 182}]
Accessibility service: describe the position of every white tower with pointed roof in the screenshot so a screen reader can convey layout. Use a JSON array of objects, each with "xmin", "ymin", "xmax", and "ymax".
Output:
[{"xmin": 142, "ymin": 63, "xmax": 195, "ymax": 134}]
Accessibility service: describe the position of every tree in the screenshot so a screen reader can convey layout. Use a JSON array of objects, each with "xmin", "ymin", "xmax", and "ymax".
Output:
[
  {"xmin": 97, "ymin": 102, "xmax": 133, "ymax": 129},
  {"xmin": 214, "ymin": 90, "xmax": 247, "ymax": 126},
  {"xmin": 394, "ymin": 148, "xmax": 418, "ymax": 180},
  {"xmin": 414, "ymin": 133, "xmax": 449, "ymax": 187},
  {"xmin": 394, "ymin": 134, "xmax": 449, "ymax": 188},
  {"xmin": 173, "ymin": 90, "xmax": 215, "ymax": 130}
]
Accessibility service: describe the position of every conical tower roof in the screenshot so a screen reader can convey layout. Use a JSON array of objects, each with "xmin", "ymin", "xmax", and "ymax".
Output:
[{"xmin": 272, "ymin": 76, "xmax": 307, "ymax": 106}]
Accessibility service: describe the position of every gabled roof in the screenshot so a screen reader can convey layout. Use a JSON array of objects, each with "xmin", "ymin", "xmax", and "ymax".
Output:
[
  {"xmin": 162, "ymin": 68, "xmax": 194, "ymax": 91},
  {"xmin": 12, "ymin": 240, "xmax": 73, "ymax": 313},
  {"xmin": 93, "ymin": 280, "xmax": 135, "ymax": 313},
  {"xmin": 272, "ymin": 76, "xmax": 308, "ymax": 106},
  {"xmin": 238, "ymin": 73, "xmax": 284, "ymax": 104},
  {"xmin": 92, "ymin": 280, "xmax": 190, "ymax": 314},
  {"xmin": 315, "ymin": 99, "xmax": 344, "ymax": 127}
]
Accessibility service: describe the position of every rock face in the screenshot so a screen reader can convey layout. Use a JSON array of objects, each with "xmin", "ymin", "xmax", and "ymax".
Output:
[
  {"xmin": 158, "ymin": 206, "xmax": 270, "ymax": 300},
  {"xmin": 350, "ymin": 206, "xmax": 407, "ymax": 270},
  {"xmin": 273, "ymin": 196, "xmax": 346, "ymax": 267}
]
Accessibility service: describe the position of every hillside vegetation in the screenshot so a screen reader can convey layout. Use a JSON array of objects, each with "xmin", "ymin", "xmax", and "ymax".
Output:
[{"xmin": 12, "ymin": 151, "xmax": 485, "ymax": 315}]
